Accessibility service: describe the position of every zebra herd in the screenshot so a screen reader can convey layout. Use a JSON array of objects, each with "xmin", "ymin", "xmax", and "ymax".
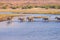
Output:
[
  {"xmin": 1, "ymin": 16, "xmax": 60, "ymax": 22},
  {"xmin": 18, "ymin": 17, "xmax": 60, "ymax": 22}
]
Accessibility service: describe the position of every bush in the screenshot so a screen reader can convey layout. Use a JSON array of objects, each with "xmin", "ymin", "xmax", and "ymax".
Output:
[
  {"xmin": 34, "ymin": 5, "xmax": 60, "ymax": 9},
  {"xmin": 2, "ymin": 6, "xmax": 7, "ymax": 9},
  {"xmin": 34, "ymin": 6, "xmax": 40, "ymax": 8},
  {"xmin": 22, "ymin": 5, "xmax": 33, "ymax": 9},
  {"xmin": 49, "ymin": 5, "xmax": 55, "ymax": 8},
  {"xmin": 55, "ymin": 6, "xmax": 60, "ymax": 9},
  {"xmin": 10, "ymin": 6, "xmax": 17, "ymax": 9},
  {"xmin": 58, "ymin": 6, "xmax": 60, "ymax": 9}
]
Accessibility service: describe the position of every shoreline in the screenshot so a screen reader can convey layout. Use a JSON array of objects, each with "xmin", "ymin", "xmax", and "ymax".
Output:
[{"xmin": 0, "ymin": 8, "xmax": 60, "ymax": 22}]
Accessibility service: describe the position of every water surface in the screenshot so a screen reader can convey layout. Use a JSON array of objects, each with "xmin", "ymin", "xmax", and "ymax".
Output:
[{"xmin": 0, "ymin": 12, "xmax": 60, "ymax": 40}]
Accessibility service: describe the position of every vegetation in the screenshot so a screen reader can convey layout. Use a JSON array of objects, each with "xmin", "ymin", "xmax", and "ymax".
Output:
[
  {"xmin": 0, "ymin": 2, "xmax": 60, "ymax": 9},
  {"xmin": 10, "ymin": 6, "xmax": 20, "ymax": 9},
  {"xmin": 22, "ymin": 5, "xmax": 33, "ymax": 9},
  {"xmin": 2, "ymin": 5, "xmax": 8, "ymax": 9},
  {"xmin": 21, "ymin": 5, "xmax": 59, "ymax": 9},
  {"xmin": 34, "ymin": 5, "xmax": 60, "ymax": 9},
  {"xmin": 0, "ymin": 3, "xmax": 60, "ymax": 14}
]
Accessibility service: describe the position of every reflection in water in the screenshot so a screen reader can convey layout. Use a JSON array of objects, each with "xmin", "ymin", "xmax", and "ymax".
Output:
[
  {"xmin": 6, "ymin": 20, "xmax": 12, "ymax": 26},
  {"xmin": 0, "ymin": 21, "xmax": 60, "ymax": 40}
]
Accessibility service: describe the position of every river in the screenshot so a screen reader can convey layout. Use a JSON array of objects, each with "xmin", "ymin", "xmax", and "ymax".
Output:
[{"xmin": 0, "ymin": 12, "xmax": 60, "ymax": 40}]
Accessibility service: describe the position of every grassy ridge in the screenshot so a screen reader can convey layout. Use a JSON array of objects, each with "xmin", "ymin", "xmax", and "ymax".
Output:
[{"xmin": 0, "ymin": 8, "xmax": 60, "ymax": 14}]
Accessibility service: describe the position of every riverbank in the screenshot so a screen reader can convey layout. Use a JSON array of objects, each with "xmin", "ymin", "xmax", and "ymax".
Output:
[
  {"xmin": 0, "ymin": 8, "xmax": 60, "ymax": 14},
  {"xmin": 0, "ymin": 8, "xmax": 60, "ymax": 21},
  {"xmin": 0, "ymin": 14, "xmax": 26, "ymax": 22}
]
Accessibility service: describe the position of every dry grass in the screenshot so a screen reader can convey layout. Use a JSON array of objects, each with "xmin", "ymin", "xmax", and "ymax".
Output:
[{"xmin": 0, "ymin": 8, "xmax": 60, "ymax": 14}]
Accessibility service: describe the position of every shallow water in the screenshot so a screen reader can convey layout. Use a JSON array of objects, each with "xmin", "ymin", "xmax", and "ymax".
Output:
[{"xmin": 0, "ymin": 12, "xmax": 60, "ymax": 40}]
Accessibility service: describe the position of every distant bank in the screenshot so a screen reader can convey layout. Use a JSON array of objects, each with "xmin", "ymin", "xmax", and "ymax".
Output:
[{"xmin": 0, "ymin": 8, "xmax": 60, "ymax": 14}]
